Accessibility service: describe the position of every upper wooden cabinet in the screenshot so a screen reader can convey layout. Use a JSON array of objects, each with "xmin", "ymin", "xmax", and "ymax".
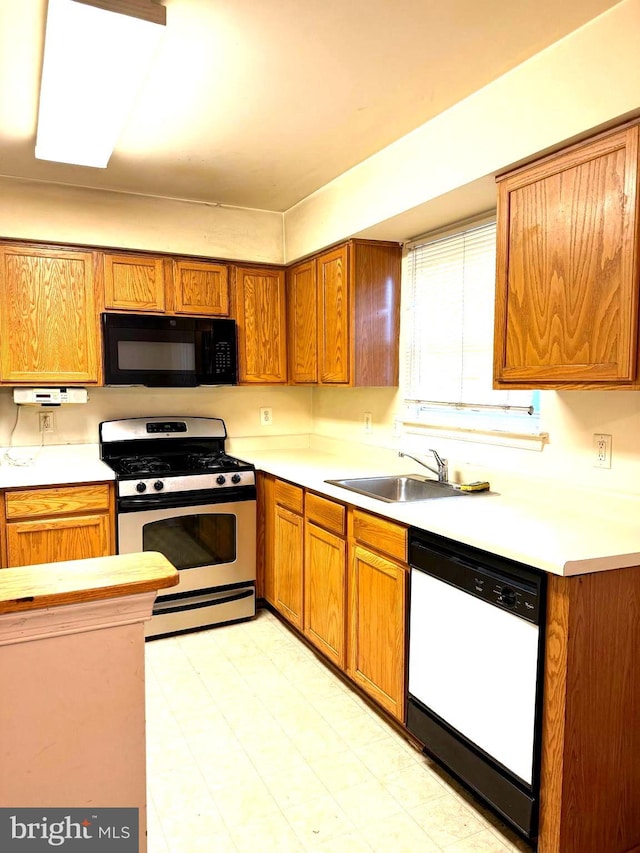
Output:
[
  {"xmin": 103, "ymin": 253, "xmax": 166, "ymax": 312},
  {"xmin": 172, "ymin": 259, "xmax": 229, "ymax": 316},
  {"xmin": 233, "ymin": 265, "xmax": 287, "ymax": 384},
  {"xmin": 103, "ymin": 252, "xmax": 229, "ymax": 317},
  {"xmin": 0, "ymin": 245, "xmax": 100, "ymax": 385},
  {"xmin": 494, "ymin": 122, "xmax": 640, "ymax": 389},
  {"xmin": 287, "ymin": 240, "xmax": 402, "ymax": 387}
]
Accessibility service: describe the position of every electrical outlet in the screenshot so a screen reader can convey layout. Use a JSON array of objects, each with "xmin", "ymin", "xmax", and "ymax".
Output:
[
  {"xmin": 593, "ymin": 433, "xmax": 612, "ymax": 468},
  {"xmin": 39, "ymin": 411, "xmax": 55, "ymax": 433},
  {"xmin": 260, "ymin": 407, "xmax": 273, "ymax": 427},
  {"xmin": 363, "ymin": 412, "xmax": 372, "ymax": 434}
]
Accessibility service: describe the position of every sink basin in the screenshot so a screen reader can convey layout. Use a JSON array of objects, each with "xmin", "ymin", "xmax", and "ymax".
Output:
[{"xmin": 324, "ymin": 475, "xmax": 464, "ymax": 503}]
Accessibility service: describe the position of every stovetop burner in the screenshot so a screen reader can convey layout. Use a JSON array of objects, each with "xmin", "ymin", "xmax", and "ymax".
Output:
[
  {"xmin": 187, "ymin": 452, "xmax": 243, "ymax": 471},
  {"xmin": 116, "ymin": 456, "xmax": 173, "ymax": 476},
  {"xmin": 99, "ymin": 417, "xmax": 256, "ymax": 496}
]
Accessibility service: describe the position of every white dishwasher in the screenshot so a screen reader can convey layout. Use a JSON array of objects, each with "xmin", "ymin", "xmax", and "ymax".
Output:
[{"xmin": 407, "ymin": 528, "xmax": 546, "ymax": 841}]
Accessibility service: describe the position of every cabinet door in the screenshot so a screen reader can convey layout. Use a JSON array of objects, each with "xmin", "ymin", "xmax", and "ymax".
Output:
[
  {"xmin": 257, "ymin": 473, "xmax": 276, "ymax": 604},
  {"xmin": 317, "ymin": 245, "xmax": 350, "ymax": 384},
  {"xmin": 103, "ymin": 253, "xmax": 166, "ymax": 312},
  {"xmin": 494, "ymin": 125, "xmax": 640, "ymax": 386},
  {"xmin": 0, "ymin": 246, "xmax": 99, "ymax": 384},
  {"xmin": 304, "ymin": 522, "xmax": 346, "ymax": 668},
  {"xmin": 274, "ymin": 504, "xmax": 304, "ymax": 628},
  {"xmin": 173, "ymin": 260, "xmax": 229, "ymax": 316},
  {"xmin": 234, "ymin": 267, "xmax": 287, "ymax": 383},
  {"xmin": 348, "ymin": 544, "xmax": 406, "ymax": 721},
  {"xmin": 6, "ymin": 514, "xmax": 112, "ymax": 568},
  {"xmin": 288, "ymin": 259, "xmax": 318, "ymax": 383}
]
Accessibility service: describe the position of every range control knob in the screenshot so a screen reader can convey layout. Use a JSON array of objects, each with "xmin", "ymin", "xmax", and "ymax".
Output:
[
  {"xmin": 499, "ymin": 587, "xmax": 516, "ymax": 607},
  {"xmin": 231, "ymin": 473, "xmax": 242, "ymax": 484},
  {"xmin": 136, "ymin": 482, "xmax": 147, "ymax": 493},
  {"xmin": 216, "ymin": 474, "xmax": 226, "ymax": 485},
  {"xmin": 153, "ymin": 480, "xmax": 164, "ymax": 492}
]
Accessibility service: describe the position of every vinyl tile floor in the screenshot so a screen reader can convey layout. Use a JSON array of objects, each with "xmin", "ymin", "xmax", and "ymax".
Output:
[{"xmin": 145, "ymin": 609, "xmax": 534, "ymax": 853}]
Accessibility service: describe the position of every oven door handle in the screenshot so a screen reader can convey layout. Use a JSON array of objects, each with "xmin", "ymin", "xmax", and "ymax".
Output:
[{"xmin": 118, "ymin": 486, "xmax": 256, "ymax": 512}]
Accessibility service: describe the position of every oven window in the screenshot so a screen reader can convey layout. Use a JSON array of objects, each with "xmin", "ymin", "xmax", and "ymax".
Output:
[{"xmin": 142, "ymin": 514, "xmax": 236, "ymax": 570}]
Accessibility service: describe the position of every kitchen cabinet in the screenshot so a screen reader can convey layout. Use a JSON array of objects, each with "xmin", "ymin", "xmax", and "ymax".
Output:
[
  {"xmin": 287, "ymin": 240, "xmax": 402, "ymax": 386},
  {"xmin": 103, "ymin": 252, "xmax": 229, "ymax": 316},
  {"xmin": 233, "ymin": 265, "xmax": 287, "ymax": 384},
  {"xmin": 256, "ymin": 472, "xmax": 273, "ymax": 602},
  {"xmin": 538, "ymin": 568, "xmax": 640, "ymax": 853},
  {"xmin": 0, "ymin": 245, "xmax": 100, "ymax": 385},
  {"xmin": 272, "ymin": 479, "xmax": 304, "ymax": 627},
  {"xmin": 347, "ymin": 509, "xmax": 408, "ymax": 721},
  {"xmin": 2, "ymin": 484, "xmax": 115, "ymax": 568},
  {"xmin": 303, "ymin": 492, "xmax": 347, "ymax": 668},
  {"xmin": 494, "ymin": 121, "xmax": 640, "ymax": 389}
]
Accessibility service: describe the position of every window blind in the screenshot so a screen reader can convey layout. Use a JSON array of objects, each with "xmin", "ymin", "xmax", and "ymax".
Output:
[{"xmin": 404, "ymin": 219, "xmax": 539, "ymax": 434}]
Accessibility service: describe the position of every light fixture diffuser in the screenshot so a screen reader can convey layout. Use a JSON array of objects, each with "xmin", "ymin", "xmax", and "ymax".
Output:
[{"xmin": 36, "ymin": 0, "xmax": 166, "ymax": 168}]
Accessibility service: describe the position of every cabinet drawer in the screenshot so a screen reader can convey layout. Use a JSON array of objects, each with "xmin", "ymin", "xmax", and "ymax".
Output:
[
  {"xmin": 350, "ymin": 509, "xmax": 407, "ymax": 564},
  {"xmin": 274, "ymin": 479, "xmax": 304, "ymax": 514},
  {"xmin": 306, "ymin": 492, "xmax": 345, "ymax": 536},
  {"xmin": 5, "ymin": 484, "xmax": 112, "ymax": 519}
]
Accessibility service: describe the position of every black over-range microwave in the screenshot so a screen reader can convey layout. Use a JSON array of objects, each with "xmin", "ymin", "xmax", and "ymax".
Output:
[{"xmin": 102, "ymin": 313, "xmax": 237, "ymax": 387}]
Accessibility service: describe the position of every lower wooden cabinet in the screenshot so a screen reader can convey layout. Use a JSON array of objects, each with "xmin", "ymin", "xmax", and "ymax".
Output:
[
  {"xmin": 348, "ymin": 544, "xmax": 407, "ymax": 721},
  {"xmin": 304, "ymin": 493, "xmax": 347, "ymax": 668},
  {"xmin": 2, "ymin": 484, "xmax": 115, "ymax": 568},
  {"xmin": 261, "ymin": 474, "xmax": 408, "ymax": 722},
  {"xmin": 271, "ymin": 479, "xmax": 305, "ymax": 628}
]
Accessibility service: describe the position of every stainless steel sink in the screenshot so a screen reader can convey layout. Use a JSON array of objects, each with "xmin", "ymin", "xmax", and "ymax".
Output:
[{"xmin": 324, "ymin": 475, "xmax": 464, "ymax": 503}]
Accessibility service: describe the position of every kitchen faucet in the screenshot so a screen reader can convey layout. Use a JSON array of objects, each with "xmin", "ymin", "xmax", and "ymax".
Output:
[{"xmin": 398, "ymin": 449, "xmax": 449, "ymax": 483}]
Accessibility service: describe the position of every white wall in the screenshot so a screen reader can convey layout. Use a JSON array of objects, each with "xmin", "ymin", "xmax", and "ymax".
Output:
[
  {"xmin": 0, "ymin": 177, "xmax": 284, "ymax": 263},
  {"xmin": 283, "ymin": 0, "xmax": 640, "ymax": 260},
  {"xmin": 0, "ymin": 385, "xmax": 312, "ymax": 454}
]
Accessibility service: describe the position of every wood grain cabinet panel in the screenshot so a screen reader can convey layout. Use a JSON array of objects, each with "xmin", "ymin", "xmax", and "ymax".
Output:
[
  {"xmin": 103, "ymin": 253, "xmax": 166, "ymax": 312},
  {"xmin": 6, "ymin": 515, "xmax": 112, "ymax": 568},
  {"xmin": 304, "ymin": 521, "xmax": 346, "ymax": 668},
  {"xmin": 288, "ymin": 240, "xmax": 401, "ymax": 387},
  {"xmin": 0, "ymin": 246, "xmax": 100, "ymax": 385},
  {"xmin": 348, "ymin": 543, "xmax": 407, "ymax": 721},
  {"xmin": 318, "ymin": 245, "xmax": 350, "ymax": 384},
  {"xmin": 173, "ymin": 259, "xmax": 229, "ymax": 316},
  {"xmin": 273, "ymin": 504, "xmax": 304, "ymax": 628},
  {"xmin": 287, "ymin": 259, "xmax": 318, "ymax": 383},
  {"xmin": 494, "ymin": 123, "xmax": 640, "ymax": 388},
  {"xmin": 234, "ymin": 266, "xmax": 287, "ymax": 383},
  {"xmin": 3, "ymin": 483, "xmax": 115, "ymax": 569}
]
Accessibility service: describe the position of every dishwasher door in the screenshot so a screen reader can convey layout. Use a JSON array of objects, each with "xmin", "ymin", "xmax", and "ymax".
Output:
[
  {"xmin": 409, "ymin": 567, "xmax": 539, "ymax": 784},
  {"xmin": 406, "ymin": 530, "xmax": 546, "ymax": 839}
]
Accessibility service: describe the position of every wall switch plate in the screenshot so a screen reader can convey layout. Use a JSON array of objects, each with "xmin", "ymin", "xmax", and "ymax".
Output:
[
  {"xmin": 363, "ymin": 412, "xmax": 372, "ymax": 434},
  {"xmin": 260, "ymin": 407, "xmax": 273, "ymax": 427},
  {"xmin": 39, "ymin": 411, "xmax": 55, "ymax": 433},
  {"xmin": 593, "ymin": 433, "xmax": 612, "ymax": 468}
]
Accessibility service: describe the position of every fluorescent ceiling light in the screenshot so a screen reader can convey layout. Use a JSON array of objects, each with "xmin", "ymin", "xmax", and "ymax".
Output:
[{"xmin": 36, "ymin": 0, "xmax": 166, "ymax": 168}]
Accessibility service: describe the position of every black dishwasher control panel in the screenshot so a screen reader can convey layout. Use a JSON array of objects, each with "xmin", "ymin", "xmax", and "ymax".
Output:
[{"xmin": 409, "ymin": 528, "xmax": 544, "ymax": 625}]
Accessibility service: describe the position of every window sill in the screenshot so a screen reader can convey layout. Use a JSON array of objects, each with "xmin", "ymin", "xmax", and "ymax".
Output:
[{"xmin": 401, "ymin": 419, "xmax": 549, "ymax": 452}]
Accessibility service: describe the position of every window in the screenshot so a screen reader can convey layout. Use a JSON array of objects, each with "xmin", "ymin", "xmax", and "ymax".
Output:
[{"xmin": 403, "ymin": 218, "xmax": 541, "ymax": 439}]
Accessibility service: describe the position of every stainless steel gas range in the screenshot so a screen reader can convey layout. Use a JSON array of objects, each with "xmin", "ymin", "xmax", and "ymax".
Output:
[{"xmin": 99, "ymin": 416, "xmax": 256, "ymax": 639}]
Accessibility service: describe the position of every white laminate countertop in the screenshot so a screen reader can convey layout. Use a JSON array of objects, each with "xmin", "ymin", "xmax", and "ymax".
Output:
[
  {"xmin": 247, "ymin": 448, "xmax": 640, "ymax": 578},
  {"xmin": 0, "ymin": 444, "xmax": 114, "ymax": 488},
  {"xmin": 2, "ymin": 442, "xmax": 640, "ymax": 578}
]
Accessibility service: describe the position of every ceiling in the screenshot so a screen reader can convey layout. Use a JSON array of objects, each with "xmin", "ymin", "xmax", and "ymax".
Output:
[{"xmin": 0, "ymin": 0, "xmax": 624, "ymax": 213}]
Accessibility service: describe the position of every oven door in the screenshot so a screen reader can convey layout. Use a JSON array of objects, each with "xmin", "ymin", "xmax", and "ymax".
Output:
[{"xmin": 117, "ymin": 497, "xmax": 256, "ymax": 596}]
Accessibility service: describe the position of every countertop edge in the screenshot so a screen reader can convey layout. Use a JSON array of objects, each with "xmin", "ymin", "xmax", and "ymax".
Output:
[{"xmin": 0, "ymin": 552, "xmax": 179, "ymax": 615}]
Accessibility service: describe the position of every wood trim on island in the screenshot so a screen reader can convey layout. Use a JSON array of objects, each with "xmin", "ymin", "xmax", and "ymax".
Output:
[{"xmin": 0, "ymin": 551, "xmax": 178, "ymax": 614}]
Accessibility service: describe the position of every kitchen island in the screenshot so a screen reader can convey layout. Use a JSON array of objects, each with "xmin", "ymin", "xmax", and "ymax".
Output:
[{"xmin": 0, "ymin": 551, "xmax": 178, "ymax": 853}]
